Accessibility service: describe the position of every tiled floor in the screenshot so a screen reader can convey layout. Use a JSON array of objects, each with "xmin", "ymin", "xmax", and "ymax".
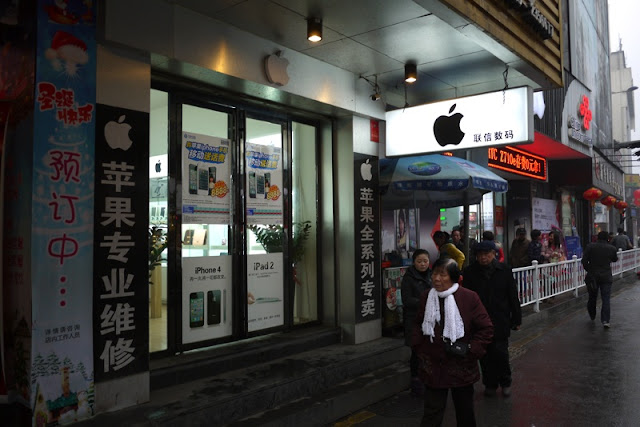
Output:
[{"xmin": 149, "ymin": 304, "xmax": 167, "ymax": 353}]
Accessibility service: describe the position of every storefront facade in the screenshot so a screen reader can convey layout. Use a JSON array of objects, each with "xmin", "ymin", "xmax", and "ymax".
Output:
[{"xmin": 2, "ymin": 0, "xmax": 570, "ymax": 422}]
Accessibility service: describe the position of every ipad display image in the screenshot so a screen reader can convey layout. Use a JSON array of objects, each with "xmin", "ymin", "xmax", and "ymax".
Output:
[
  {"xmin": 188, "ymin": 164, "xmax": 198, "ymax": 194},
  {"xmin": 183, "ymin": 229, "xmax": 194, "ymax": 245},
  {"xmin": 249, "ymin": 172, "xmax": 256, "ymax": 198},
  {"xmin": 256, "ymin": 174, "xmax": 265, "ymax": 195},
  {"xmin": 207, "ymin": 290, "xmax": 221, "ymax": 325},
  {"xmin": 192, "ymin": 229, "xmax": 207, "ymax": 246},
  {"xmin": 189, "ymin": 292, "xmax": 205, "ymax": 328}
]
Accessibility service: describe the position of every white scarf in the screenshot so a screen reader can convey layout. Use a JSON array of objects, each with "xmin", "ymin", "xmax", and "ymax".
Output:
[{"xmin": 421, "ymin": 283, "xmax": 465, "ymax": 343}]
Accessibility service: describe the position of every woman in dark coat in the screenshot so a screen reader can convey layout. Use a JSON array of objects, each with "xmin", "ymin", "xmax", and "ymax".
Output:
[
  {"xmin": 401, "ymin": 249, "xmax": 432, "ymax": 395},
  {"xmin": 412, "ymin": 257, "xmax": 493, "ymax": 427}
]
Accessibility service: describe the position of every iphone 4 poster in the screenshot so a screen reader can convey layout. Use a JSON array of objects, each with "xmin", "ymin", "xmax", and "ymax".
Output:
[
  {"xmin": 245, "ymin": 141, "xmax": 283, "ymax": 225},
  {"xmin": 181, "ymin": 256, "xmax": 233, "ymax": 344},
  {"xmin": 182, "ymin": 132, "xmax": 231, "ymax": 224}
]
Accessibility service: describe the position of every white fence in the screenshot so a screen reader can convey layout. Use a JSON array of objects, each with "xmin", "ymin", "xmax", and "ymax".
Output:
[{"xmin": 512, "ymin": 248, "xmax": 640, "ymax": 312}]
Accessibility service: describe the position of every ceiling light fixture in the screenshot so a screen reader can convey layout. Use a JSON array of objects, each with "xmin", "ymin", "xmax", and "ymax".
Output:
[
  {"xmin": 405, "ymin": 63, "xmax": 417, "ymax": 83},
  {"xmin": 307, "ymin": 18, "xmax": 323, "ymax": 42}
]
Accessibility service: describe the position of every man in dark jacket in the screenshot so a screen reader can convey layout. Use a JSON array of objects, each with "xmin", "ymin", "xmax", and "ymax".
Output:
[
  {"xmin": 462, "ymin": 240, "xmax": 522, "ymax": 397},
  {"xmin": 582, "ymin": 231, "xmax": 618, "ymax": 328}
]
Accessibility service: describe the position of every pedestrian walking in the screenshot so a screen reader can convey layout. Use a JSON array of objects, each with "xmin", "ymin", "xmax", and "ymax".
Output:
[
  {"xmin": 412, "ymin": 257, "xmax": 493, "ymax": 427},
  {"xmin": 582, "ymin": 231, "xmax": 618, "ymax": 328},
  {"xmin": 612, "ymin": 227, "xmax": 632, "ymax": 251},
  {"xmin": 433, "ymin": 230, "xmax": 465, "ymax": 270},
  {"xmin": 400, "ymin": 249, "xmax": 432, "ymax": 396},
  {"xmin": 527, "ymin": 229, "xmax": 545, "ymax": 265},
  {"xmin": 509, "ymin": 228, "xmax": 530, "ymax": 268},
  {"xmin": 462, "ymin": 240, "xmax": 522, "ymax": 397},
  {"xmin": 451, "ymin": 227, "xmax": 464, "ymax": 252}
]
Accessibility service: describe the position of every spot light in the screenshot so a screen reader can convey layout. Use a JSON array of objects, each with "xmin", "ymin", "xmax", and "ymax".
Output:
[
  {"xmin": 405, "ymin": 63, "xmax": 417, "ymax": 83},
  {"xmin": 307, "ymin": 18, "xmax": 322, "ymax": 42}
]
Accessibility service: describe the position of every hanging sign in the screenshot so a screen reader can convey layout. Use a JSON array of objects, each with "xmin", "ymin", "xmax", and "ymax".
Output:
[{"xmin": 386, "ymin": 86, "xmax": 534, "ymax": 156}]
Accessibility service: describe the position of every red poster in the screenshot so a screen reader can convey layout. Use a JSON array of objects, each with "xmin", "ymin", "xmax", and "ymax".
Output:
[{"xmin": 370, "ymin": 120, "xmax": 379, "ymax": 143}]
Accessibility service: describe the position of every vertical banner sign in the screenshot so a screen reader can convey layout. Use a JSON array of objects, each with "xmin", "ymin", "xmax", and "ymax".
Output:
[
  {"xmin": 354, "ymin": 153, "xmax": 380, "ymax": 323},
  {"xmin": 93, "ymin": 104, "xmax": 149, "ymax": 382},
  {"xmin": 31, "ymin": 0, "xmax": 96, "ymax": 424},
  {"xmin": 181, "ymin": 132, "xmax": 232, "ymax": 224},
  {"xmin": 245, "ymin": 141, "xmax": 283, "ymax": 225}
]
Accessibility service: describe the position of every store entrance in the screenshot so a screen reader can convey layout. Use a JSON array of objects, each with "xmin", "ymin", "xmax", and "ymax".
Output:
[{"xmin": 149, "ymin": 88, "xmax": 321, "ymax": 356}]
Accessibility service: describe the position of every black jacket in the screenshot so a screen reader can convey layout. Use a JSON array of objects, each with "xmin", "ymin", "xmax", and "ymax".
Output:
[
  {"xmin": 462, "ymin": 259, "xmax": 522, "ymax": 340},
  {"xmin": 400, "ymin": 266, "xmax": 431, "ymax": 346},
  {"xmin": 581, "ymin": 239, "xmax": 618, "ymax": 281}
]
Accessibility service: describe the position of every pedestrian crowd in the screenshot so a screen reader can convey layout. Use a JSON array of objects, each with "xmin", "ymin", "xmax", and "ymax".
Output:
[{"xmin": 400, "ymin": 224, "xmax": 625, "ymax": 426}]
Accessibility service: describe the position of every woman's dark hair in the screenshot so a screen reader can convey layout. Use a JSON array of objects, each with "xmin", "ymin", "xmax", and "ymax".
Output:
[
  {"xmin": 412, "ymin": 249, "xmax": 429, "ymax": 261},
  {"xmin": 531, "ymin": 229, "xmax": 541, "ymax": 239},
  {"xmin": 549, "ymin": 230, "xmax": 561, "ymax": 247},
  {"xmin": 482, "ymin": 230, "xmax": 494, "ymax": 241},
  {"xmin": 432, "ymin": 257, "xmax": 460, "ymax": 283}
]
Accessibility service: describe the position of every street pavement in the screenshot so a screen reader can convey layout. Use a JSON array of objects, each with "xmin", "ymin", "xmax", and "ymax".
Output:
[{"xmin": 332, "ymin": 280, "xmax": 640, "ymax": 427}]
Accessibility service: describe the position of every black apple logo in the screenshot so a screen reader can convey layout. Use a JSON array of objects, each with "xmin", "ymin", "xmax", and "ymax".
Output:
[
  {"xmin": 155, "ymin": 160, "xmax": 161, "ymax": 173},
  {"xmin": 433, "ymin": 104, "xmax": 465, "ymax": 147}
]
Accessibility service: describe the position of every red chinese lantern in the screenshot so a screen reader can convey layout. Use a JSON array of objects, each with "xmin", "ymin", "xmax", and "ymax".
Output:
[
  {"xmin": 583, "ymin": 187, "xmax": 603, "ymax": 206},
  {"xmin": 601, "ymin": 195, "xmax": 617, "ymax": 210},
  {"xmin": 614, "ymin": 200, "xmax": 628, "ymax": 213}
]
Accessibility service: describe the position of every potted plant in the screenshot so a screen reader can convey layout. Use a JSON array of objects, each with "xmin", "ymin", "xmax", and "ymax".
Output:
[{"xmin": 149, "ymin": 225, "xmax": 167, "ymax": 285}]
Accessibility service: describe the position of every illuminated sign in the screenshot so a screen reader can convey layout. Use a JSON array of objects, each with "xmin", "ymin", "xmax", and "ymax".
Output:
[
  {"xmin": 386, "ymin": 86, "xmax": 534, "ymax": 157},
  {"xmin": 488, "ymin": 145, "xmax": 547, "ymax": 181}
]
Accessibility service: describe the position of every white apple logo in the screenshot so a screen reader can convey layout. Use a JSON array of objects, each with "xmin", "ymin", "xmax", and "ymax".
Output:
[
  {"xmin": 264, "ymin": 51, "xmax": 290, "ymax": 86},
  {"xmin": 104, "ymin": 115, "xmax": 133, "ymax": 151},
  {"xmin": 361, "ymin": 159, "xmax": 373, "ymax": 181}
]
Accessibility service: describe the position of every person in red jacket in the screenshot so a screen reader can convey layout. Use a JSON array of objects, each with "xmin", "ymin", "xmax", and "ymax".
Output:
[{"xmin": 412, "ymin": 257, "xmax": 493, "ymax": 426}]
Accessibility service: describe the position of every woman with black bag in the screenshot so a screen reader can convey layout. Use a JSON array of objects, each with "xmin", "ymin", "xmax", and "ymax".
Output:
[{"xmin": 412, "ymin": 257, "xmax": 493, "ymax": 426}]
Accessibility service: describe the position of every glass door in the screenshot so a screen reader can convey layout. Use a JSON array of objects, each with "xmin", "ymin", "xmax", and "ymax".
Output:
[
  {"xmin": 244, "ymin": 117, "xmax": 286, "ymax": 333},
  {"xmin": 178, "ymin": 102, "xmax": 235, "ymax": 347}
]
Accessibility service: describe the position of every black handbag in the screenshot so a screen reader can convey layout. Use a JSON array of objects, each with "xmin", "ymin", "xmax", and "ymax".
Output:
[
  {"xmin": 443, "ymin": 338, "xmax": 469, "ymax": 357},
  {"xmin": 584, "ymin": 273, "xmax": 598, "ymax": 293}
]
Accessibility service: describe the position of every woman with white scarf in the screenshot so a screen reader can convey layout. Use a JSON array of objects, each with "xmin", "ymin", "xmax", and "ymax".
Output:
[{"xmin": 412, "ymin": 257, "xmax": 493, "ymax": 427}]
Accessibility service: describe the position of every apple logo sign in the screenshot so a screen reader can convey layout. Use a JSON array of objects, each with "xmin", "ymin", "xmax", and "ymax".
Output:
[
  {"xmin": 264, "ymin": 51, "xmax": 290, "ymax": 86},
  {"xmin": 155, "ymin": 160, "xmax": 161, "ymax": 173},
  {"xmin": 104, "ymin": 115, "xmax": 133, "ymax": 151},
  {"xmin": 433, "ymin": 104, "xmax": 465, "ymax": 147},
  {"xmin": 360, "ymin": 158, "xmax": 373, "ymax": 181}
]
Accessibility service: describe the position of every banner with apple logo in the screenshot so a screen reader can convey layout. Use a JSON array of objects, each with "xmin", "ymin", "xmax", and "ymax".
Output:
[
  {"xmin": 245, "ymin": 141, "xmax": 283, "ymax": 225},
  {"xmin": 182, "ymin": 132, "xmax": 232, "ymax": 224},
  {"xmin": 354, "ymin": 153, "xmax": 381, "ymax": 323},
  {"xmin": 386, "ymin": 86, "xmax": 534, "ymax": 157},
  {"xmin": 93, "ymin": 103, "xmax": 150, "ymax": 382}
]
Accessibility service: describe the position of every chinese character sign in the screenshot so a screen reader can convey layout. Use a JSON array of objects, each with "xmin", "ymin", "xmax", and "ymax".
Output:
[
  {"xmin": 31, "ymin": 0, "xmax": 97, "ymax": 423},
  {"xmin": 93, "ymin": 104, "xmax": 149, "ymax": 381},
  {"xmin": 182, "ymin": 132, "xmax": 232, "ymax": 224},
  {"xmin": 354, "ymin": 153, "xmax": 380, "ymax": 323}
]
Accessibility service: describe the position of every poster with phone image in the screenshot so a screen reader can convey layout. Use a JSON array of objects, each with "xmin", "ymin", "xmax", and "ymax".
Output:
[
  {"xmin": 182, "ymin": 132, "xmax": 231, "ymax": 224},
  {"xmin": 182, "ymin": 256, "xmax": 233, "ymax": 343},
  {"xmin": 245, "ymin": 141, "xmax": 283, "ymax": 224}
]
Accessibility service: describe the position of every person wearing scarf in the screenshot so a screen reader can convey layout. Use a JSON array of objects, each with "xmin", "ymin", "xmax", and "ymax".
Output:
[{"xmin": 412, "ymin": 257, "xmax": 493, "ymax": 427}]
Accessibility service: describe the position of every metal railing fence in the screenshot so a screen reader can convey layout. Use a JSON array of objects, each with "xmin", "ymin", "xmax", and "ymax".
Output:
[{"xmin": 512, "ymin": 248, "xmax": 640, "ymax": 312}]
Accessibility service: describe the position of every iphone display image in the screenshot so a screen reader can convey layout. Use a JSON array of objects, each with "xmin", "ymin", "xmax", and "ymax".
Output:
[
  {"xmin": 198, "ymin": 168, "xmax": 209, "ymax": 194},
  {"xmin": 256, "ymin": 174, "xmax": 265, "ymax": 195},
  {"xmin": 207, "ymin": 290, "xmax": 221, "ymax": 325},
  {"xmin": 188, "ymin": 164, "xmax": 198, "ymax": 194},
  {"xmin": 209, "ymin": 167, "xmax": 217, "ymax": 196},
  {"xmin": 183, "ymin": 229, "xmax": 194, "ymax": 245},
  {"xmin": 189, "ymin": 292, "xmax": 205, "ymax": 328},
  {"xmin": 249, "ymin": 172, "xmax": 256, "ymax": 198}
]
